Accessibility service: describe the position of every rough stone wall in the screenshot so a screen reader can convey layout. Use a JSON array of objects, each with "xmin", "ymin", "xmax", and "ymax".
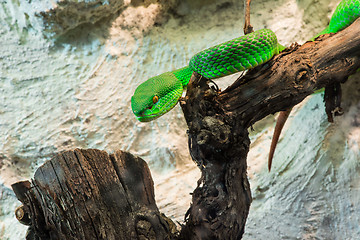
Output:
[{"xmin": 38, "ymin": 0, "xmax": 181, "ymax": 37}]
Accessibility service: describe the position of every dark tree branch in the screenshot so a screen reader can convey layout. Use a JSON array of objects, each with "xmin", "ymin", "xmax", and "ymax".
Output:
[
  {"xmin": 220, "ymin": 18, "xmax": 360, "ymax": 126},
  {"xmin": 179, "ymin": 18, "xmax": 360, "ymax": 239},
  {"xmin": 179, "ymin": 73, "xmax": 252, "ymax": 239}
]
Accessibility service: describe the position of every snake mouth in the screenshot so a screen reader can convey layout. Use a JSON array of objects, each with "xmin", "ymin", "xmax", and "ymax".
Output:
[
  {"xmin": 136, "ymin": 113, "xmax": 160, "ymax": 122},
  {"xmin": 135, "ymin": 106, "xmax": 160, "ymax": 122}
]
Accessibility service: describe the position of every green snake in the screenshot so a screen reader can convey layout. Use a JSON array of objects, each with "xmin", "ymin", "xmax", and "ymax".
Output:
[{"xmin": 131, "ymin": 0, "xmax": 360, "ymax": 122}]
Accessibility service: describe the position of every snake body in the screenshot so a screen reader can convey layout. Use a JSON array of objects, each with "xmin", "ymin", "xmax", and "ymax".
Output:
[{"xmin": 131, "ymin": 0, "xmax": 360, "ymax": 122}]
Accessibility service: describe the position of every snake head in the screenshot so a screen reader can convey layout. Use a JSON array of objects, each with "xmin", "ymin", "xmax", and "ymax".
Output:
[{"xmin": 131, "ymin": 72, "xmax": 184, "ymax": 122}]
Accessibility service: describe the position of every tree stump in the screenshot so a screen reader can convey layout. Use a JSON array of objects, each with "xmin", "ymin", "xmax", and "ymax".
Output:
[{"xmin": 12, "ymin": 149, "xmax": 176, "ymax": 240}]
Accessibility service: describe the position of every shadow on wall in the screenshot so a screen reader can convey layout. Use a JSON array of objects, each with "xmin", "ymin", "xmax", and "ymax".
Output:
[{"xmin": 39, "ymin": 0, "xmax": 181, "ymax": 41}]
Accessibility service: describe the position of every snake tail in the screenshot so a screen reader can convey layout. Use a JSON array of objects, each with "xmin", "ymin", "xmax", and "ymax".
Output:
[{"xmin": 268, "ymin": 108, "xmax": 292, "ymax": 171}]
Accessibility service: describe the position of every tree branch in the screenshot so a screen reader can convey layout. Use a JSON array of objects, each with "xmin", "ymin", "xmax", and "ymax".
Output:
[
  {"xmin": 179, "ymin": 17, "xmax": 360, "ymax": 239},
  {"xmin": 220, "ymin": 18, "xmax": 360, "ymax": 126}
]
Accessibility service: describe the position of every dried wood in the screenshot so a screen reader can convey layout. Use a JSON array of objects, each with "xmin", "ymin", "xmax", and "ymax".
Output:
[{"xmin": 12, "ymin": 149, "xmax": 176, "ymax": 240}]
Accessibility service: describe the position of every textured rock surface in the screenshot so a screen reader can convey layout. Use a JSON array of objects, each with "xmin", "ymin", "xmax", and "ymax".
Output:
[
  {"xmin": 39, "ymin": 0, "xmax": 126, "ymax": 37},
  {"xmin": 0, "ymin": 0, "xmax": 359, "ymax": 239},
  {"xmin": 38, "ymin": 0, "xmax": 180, "ymax": 37}
]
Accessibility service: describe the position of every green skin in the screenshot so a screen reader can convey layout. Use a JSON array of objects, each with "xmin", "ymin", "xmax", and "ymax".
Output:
[{"xmin": 131, "ymin": 0, "xmax": 360, "ymax": 122}]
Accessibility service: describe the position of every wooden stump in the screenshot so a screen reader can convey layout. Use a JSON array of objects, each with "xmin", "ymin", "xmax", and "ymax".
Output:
[{"xmin": 12, "ymin": 149, "xmax": 176, "ymax": 240}]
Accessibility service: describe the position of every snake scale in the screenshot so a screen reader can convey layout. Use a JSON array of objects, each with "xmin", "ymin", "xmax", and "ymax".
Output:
[{"xmin": 131, "ymin": 0, "xmax": 359, "ymax": 122}]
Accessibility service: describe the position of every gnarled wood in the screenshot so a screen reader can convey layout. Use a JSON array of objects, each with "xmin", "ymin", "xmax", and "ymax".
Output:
[
  {"xmin": 178, "ymin": 18, "xmax": 360, "ymax": 239},
  {"xmin": 12, "ymin": 149, "xmax": 176, "ymax": 240}
]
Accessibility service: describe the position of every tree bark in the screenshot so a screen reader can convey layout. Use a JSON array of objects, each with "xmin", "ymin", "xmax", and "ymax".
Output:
[
  {"xmin": 177, "ymin": 18, "xmax": 360, "ymax": 239},
  {"xmin": 12, "ymin": 149, "xmax": 176, "ymax": 240},
  {"xmin": 11, "ymin": 18, "xmax": 360, "ymax": 240},
  {"xmin": 178, "ymin": 72, "xmax": 252, "ymax": 240},
  {"xmin": 219, "ymin": 18, "xmax": 360, "ymax": 125}
]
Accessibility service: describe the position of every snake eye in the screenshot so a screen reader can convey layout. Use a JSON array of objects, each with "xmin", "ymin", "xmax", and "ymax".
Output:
[{"xmin": 152, "ymin": 95, "xmax": 159, "ymax": 104}]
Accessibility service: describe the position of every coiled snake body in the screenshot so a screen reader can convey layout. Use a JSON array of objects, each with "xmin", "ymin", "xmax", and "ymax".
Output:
[{"xmin": 131, "ymin": 0, "xmax": 359, "ymax": 123}]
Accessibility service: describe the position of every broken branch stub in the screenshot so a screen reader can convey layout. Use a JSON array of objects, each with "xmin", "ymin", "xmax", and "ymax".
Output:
[{"xmin": 12, "ymin": 149, "xmax": 176, "ymax": 240}]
